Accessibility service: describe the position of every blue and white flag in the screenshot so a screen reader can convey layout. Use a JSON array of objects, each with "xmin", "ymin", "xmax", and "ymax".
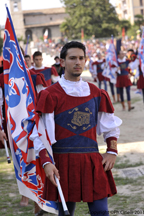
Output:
[
  {"xmin": 104, "ymin": 36, "xmax": 119, "ymax": 84},
  {"xmin": 3, "ymin": 5, "xmax": 58, "ymax": 214}
]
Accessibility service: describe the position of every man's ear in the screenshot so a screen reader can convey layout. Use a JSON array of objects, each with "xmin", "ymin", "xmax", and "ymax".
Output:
[{"xmin": 60, "ymin": 58, "xmax": 65, "ymax": 67}]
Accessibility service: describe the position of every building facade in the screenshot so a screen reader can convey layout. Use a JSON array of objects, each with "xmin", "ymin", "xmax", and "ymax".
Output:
[
  {"xmin": 116, "ymin": 0, "xmax": 144, "ymax": 24},
  {"xmin": 9, "ymin": 0, "xmax": 68, "ymax": 42}
]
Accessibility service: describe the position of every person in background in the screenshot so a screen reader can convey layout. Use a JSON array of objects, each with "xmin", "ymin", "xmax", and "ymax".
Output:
[
  {"xmin": 92, "ymin": 52, "xmax": 107, "ymax": 91},
  {"xmin": 30, "ymin": 51, "xmax": 59, "ymax": 86},
  {"xmin": 117, "ymin": 51, "xmax": 134, "ymax": 111},
  {"xmin": 24, "ymin": 55, "xmax": 34, "ymax": 70},
  {"xmin": 52, "ymin": 56, "xmax": 64, "ymax": 78}
]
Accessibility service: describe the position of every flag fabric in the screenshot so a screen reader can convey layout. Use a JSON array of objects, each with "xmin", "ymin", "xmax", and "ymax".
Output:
[
  {"xmin": 24, "ymin": 34, "xmax": 30, "ymax": 55},
  {"xmin": 43, "ymin": 29, "xmax": 48, "ymax": 42},
  {"xmin": 3, "ymin": 6, "xmax": 58, "ymax": 214},
  {"xmin": 138, "ymin": 28, "xmax": 144, "ymax": 77},
  {"xmin": 104, "ymin": 36, "xmax": 119, "ymax": 84}
]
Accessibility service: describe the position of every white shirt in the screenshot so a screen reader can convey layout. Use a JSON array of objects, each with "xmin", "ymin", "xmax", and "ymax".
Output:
[{"xmin": 30, "ymin": 75, "xmax": 122, "ymax": 158}]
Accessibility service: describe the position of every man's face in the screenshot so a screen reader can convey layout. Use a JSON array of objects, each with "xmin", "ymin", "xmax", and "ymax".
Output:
[
  {"xmin": 24, "ymin": 57, "xmax": 31, "ymax": 68},
  {"xmin": 61, "ymin": 48, "xmax": 86, "ymax": 81},
  {"xmin": 118, "ymin": 51, "xmax": 125, "ymax": 60},
  {"xmin": 127, "ymin": 51, "xmax": 134, "ymax": 59},
  {"xmin": 97, "ymin": 53, "xmax": 102, "ymax": 60},
  {"xmin": 33, "ymin": 55, "xmax": 43, "ymax": 68}
]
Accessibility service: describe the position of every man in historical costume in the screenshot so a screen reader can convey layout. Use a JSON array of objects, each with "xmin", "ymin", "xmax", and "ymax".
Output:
[
  {"xmin": 129, "ymin": 54, "xmax": 144, "ymax": 103},
  {"xmin": 52, "ymin": 56, "xmax": 64, "ymax": 78},
  {"xmin": 137, "ymin": 67, "xmax": 144, "ymax": 103},
  {"xmin": 30, "ymin": 41, "xmax": 122, "ymax": 216},
  {"xmin": 30, "ymin": 51, "xmax": 59, "ymax": 86},
  {"xmin": 92, "ymin": 52, "xmax": 107, "ymax": 91},
  {"xmin": 116, "ymin": 51, "xmax": 134, "ymax": 111}
]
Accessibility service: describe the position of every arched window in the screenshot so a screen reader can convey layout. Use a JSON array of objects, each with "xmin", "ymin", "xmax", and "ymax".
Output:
[{"xmin": 25, "ymin": 29, "xmax": 33, "ymax": 41}]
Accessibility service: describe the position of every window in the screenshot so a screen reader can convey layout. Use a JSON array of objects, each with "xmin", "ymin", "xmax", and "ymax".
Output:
[
  {"xmin": 25, "ymin": 29, "xmax": 33, "ymax": 41},
  {"xmin": 124, "ymin": 10, "xmax": 128, "ymax": 19},
  {"xmin": 13, "ymin": 2, "xmax": 18, "ymax": 12},
  {"xmin": 141, "ymin": 9, "xmax": 144, "ymax": 15},
  {"xmin": 140, "ymin": 0, "xmax": 143, "ymax": 6}
]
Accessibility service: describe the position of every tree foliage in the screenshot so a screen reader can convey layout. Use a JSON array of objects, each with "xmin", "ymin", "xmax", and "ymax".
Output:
[
  {"xmin": 134, "ymin": 14, "xmax": 144, "ymax": 29},
  {"xmin": 119, "ymin": 19, "xmax": 131, "ymax": 32},
  {"xmin": 127, "ymin": 24, "xmax": 139, "ymax": 39},
  {"xmin": 60, "ymin": 0, "xmax": 119, "ymax": 39}
]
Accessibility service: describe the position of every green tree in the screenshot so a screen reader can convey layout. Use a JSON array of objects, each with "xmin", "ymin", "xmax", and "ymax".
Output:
[
  {"xmin": 60, "ymin": 0, "xmax": 119, "ymax": 39},
  {"xmin": 127, "ymin": 24, "xmax": 139, "ymax": 39},
  {"xmin": 134, "ymin": 14, "xmax": 144, "ymax": 29},
  {"xmin": 119, "ymin": 19, "xmax": 131, "ymax": 32}
]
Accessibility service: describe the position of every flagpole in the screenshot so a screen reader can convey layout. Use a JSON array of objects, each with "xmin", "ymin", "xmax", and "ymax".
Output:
[
  {"xmin": 2, "ymin": 124, "xmax": 11, "ymax": 163},
  {"xmin": 46, "ymin": 153, "xmax": 70, "ymax": 215},
  {"xmin": 111, "ymin": 35, "xmax": 119, "ymax": 65},
  {"xmin": 3, "ymin": 135, "xmax": 11, "ymax": 163},
  {"xmin": 55, "ymin": 176, "xmax": 70, "ymax": 215}
]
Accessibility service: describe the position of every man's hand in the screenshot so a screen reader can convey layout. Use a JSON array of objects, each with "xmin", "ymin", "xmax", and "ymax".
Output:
[
  {"xmin": 44, "ymin": 163, "xmax": 60, "ymax": 187},
  {"xmin": 0, "ymin": 130, "xmax": 7, "ymax": 145},
  {"xmin": 101, "ymin": 153, "xmax": 117, "ymax": 172}
]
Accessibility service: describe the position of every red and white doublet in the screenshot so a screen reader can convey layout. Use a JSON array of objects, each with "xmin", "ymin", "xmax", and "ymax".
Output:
[
  {"xmin": 137, "ymin": 66, "xmax": 144, "ymax": 89},
  {"xmin": 116, "ymin": 58, "xmax": 132, "ymax": 88},
  {"xmin": 128, "ymin": 56, "xmax": 144, "ymax": 90},
  {"xmin": 30, "ymin": 75, "xmax": 122, "ymax": 203},
  {"xmin": 92, "ymin": 59, "xmax": 106, "ymax": 81},
  {"xmin": 30, "ymin": 66, "xmax": 59, "ymax": 87}
]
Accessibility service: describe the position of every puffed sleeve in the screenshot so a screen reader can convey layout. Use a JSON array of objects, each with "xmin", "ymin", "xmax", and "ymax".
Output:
[
  {"xmin": 51, "ymin": 66, "xmax": 59, "ymax": 76},
  {"xmin": 36, "ymin": 89, "xmax": 56, "ymax": 114},
  {"xmin": 99, "ymin": 89, "xmax": 114, "ymax": 113}
]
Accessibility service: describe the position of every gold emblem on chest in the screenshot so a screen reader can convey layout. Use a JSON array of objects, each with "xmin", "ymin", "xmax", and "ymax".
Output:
[
  {"xmin": 120, "ymin": 63, "xmax": 127, "ymax": 69},
  {"xmin": 67, "ymin": 107, "xmax": 92, "ymax": 130}
]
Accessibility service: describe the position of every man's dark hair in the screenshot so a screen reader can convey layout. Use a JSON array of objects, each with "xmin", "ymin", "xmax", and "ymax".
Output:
[
  {"xmin": 54, "ymin": 56, "xmax": 59, "ymax": 60},
  {"xmin": 60, "ymin": 41, "xmax": 86, "ymax": 59},
  {"xmin": 127, "ymin": 49, "xmax": 134, "ymax": 53},
  {"xmin": 33, "ymin": 51, "xmax": 42, "ymax": 59},
  {"xmin": 24, "ymin": 54, "xmax": 31, "ymax": 59}
]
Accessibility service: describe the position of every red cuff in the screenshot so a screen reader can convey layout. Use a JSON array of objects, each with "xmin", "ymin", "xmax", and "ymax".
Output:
[
  {"xmin": 39, "ymin": 148, "xmax": 52, "ymax": 166},
  {"xmin": 106, "ymin": 137, "xmax": 118, "ymax": 154}
]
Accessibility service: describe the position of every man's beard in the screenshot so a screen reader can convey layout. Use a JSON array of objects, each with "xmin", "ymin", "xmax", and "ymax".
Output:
[{"xmin": 72, "ymin": 73, "xmax": 81, "ymax": 77}]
